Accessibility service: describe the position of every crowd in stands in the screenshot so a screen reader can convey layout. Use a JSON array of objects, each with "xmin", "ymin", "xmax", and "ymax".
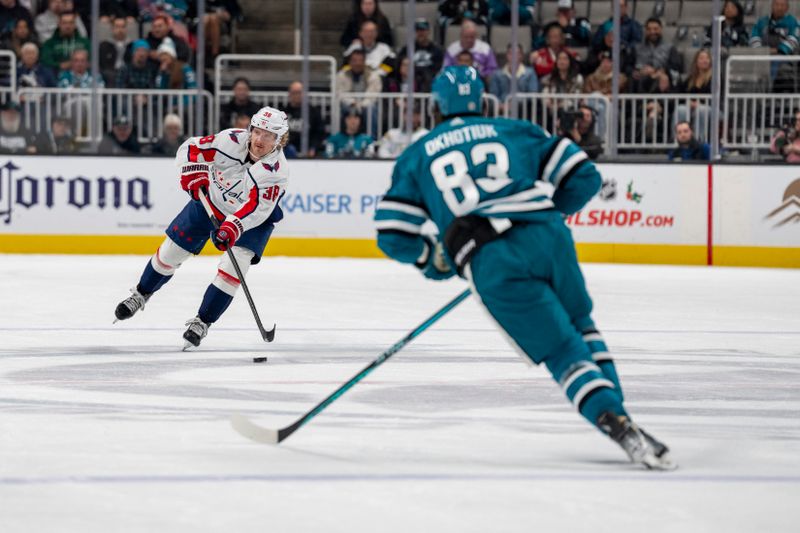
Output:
[{"xmin": 2, "ymin": 0, "xmax": 800, "ymax": 161}]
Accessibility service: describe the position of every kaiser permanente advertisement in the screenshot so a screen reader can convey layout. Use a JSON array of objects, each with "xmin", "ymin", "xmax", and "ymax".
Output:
[{"xmin": 0, "ymin": 156, "xmax": 797, "ymax": 267}]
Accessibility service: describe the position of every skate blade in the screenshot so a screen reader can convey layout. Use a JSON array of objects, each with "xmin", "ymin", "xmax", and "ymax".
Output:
[
  {"xmin": 642, "ymin": 452, "xmax": 678, "ymax": 471},
  {"xmin": 182, "ymin": 341, "xmax": 193, "ymax": 351}
]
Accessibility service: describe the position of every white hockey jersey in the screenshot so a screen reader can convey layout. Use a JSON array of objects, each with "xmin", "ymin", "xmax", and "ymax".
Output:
[{"xmin": 175, "ymin": 128, "xmax": 289, "ymax": 236}]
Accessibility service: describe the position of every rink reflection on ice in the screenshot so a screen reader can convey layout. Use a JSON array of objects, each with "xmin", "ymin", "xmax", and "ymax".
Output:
[{"xmin": 0, "ymin": 255, "xmax": 798, "ymax": 532}]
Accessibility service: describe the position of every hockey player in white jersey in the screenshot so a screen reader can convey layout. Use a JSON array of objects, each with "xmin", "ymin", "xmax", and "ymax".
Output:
[{"xmin": 114, "ymin": 106, "xmax": 290, "ymax": 348}]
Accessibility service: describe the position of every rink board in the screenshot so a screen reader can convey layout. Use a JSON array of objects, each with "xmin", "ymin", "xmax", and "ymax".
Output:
[{"xmin": 0, "ymin": 156, "xmax": 797, "ymax": 267}]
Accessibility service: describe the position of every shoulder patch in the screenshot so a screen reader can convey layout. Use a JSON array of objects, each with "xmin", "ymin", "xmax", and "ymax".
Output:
[
  {"xmin": 262, "ymin": 161, "xmax": 280, "ymax": 172},
  {"xmin": 229, "ymin": 130, "xmax": 245, "ymax": 143}
]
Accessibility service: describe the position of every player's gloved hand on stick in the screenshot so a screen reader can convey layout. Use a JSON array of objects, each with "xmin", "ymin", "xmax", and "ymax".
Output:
[
  {"xmin": 211, "ymin": 220, "xmax": 238, "ymax": 251},
  {"xmin": 416, "ymin": 237, "xmax": 455, "ymax": 281},
  {"xmin": 180, "ymin": 162, "xmax": 211, "ymax": 200}
]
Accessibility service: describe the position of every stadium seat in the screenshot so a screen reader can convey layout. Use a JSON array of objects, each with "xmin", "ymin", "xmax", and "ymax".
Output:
[
  {"xmin": 681, "ymin": 1, "xmax": 715, "ymax": 26},
  {"xmin": 489, "ymin": 25, "xmax": 533, "ymax": 54}
]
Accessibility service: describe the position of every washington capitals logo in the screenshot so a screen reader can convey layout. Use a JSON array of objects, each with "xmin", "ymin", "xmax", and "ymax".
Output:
[
  {"xmin": 262, "ymin": 161, "xmax": 280, "ymax": 172},
  {"xmin": 228, "ymin": 130, "xmax": 244, "ymax": 143}
]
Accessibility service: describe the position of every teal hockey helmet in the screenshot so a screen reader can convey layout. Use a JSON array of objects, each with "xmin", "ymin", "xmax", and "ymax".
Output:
[{"xmin": 431, "ymin": 65, "xmax": 484, "ymax": 118}]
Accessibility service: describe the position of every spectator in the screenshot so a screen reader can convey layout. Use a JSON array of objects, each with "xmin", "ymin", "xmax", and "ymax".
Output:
[
  {"xmin": 592, "ymin": 0, "xmax": 642, "ymax": 49},
  {"xmin": 99, "ymin": 114, "xmax": 140, "ymax": 155},
  {"xmin": 138, "ymin": 0, "xmax": 189, "ymax": 41},
  {"xmin": 455, "ymin": 49, "xmax": 474, "ymax": 67},
  {"xmin": 99, "ymin": 16, "xmax": 131, "ymax": 86},
  {"xmin": 770, "ymin": 110, "xmax": 800, "ymax": 162},
  {"xmin": 280, "ymin": 81, "xmax": 325, "ymax": 157},
  {"xmin": 341, "ymin": 0, "xmax": 393, "ymax": 48},
  {"xmin": 704, "ymin": 0, "xmax": 748, "ymax": 49},
  {"xmin": 35, "ymin": 0, "xmax": 87, "ymax": 40},
  {"xmin": 564, "ymin": 105, "xmax": 603, "ymax": 160},
  {"xmin": 530, "ymin": 23, "xmax": 577, "ymax": 79},
  {"xmin": 218, "ymin": 77, "xmax": 260, "ymax": 129},
  {"xmin": 444, "ymin": 19, "xmax": 497, "ymax": 79},
  {"xmin": 58, "ymin": 48, "xmax": 104, "ymax": 88},
  {"xmin": 154, "ymin": 38, "xmax": 196, "ymax": 90},
  {"xmin": 115, "ymin": 39, "xmax": 155, "ymax": 89},
  {"xmin": 336, "ymin": 48, "xmax": 383, "ymax": 115},
  {"xmin": 377, "ymin": 105, "xmax": 429, "ymax": 159},
  {"xmin": 35, "ymin": 115, "xmax": 77, "ymax": 154},
  {"xmin": 40, "ymin": 11, "xmax": 89, "ymax": 73},
  {"xmin": 584, "ymin": 50, "xmax": 628, "ymax": 94},
  {"xmin": 144, "ymin": 13, "xmax": 190, "ymax": 65},
  {"xmin": 0, "ymin": 101, "xmax": 37, "ymax": 154},
  {"xmin": 675, "ymin": 49, "xmax": 713, "ymax": 142},
  {"xmin": 489, "ymin": 44, "xmax": 539, "ymax": 110},
  {"xmin": 150, "ymin": 113, "xmax": 185, "ymax": 155},
  {"xmin": 383, "ymin": 56, "xmax": 418, "ymax": 93},
  {"xmin": 750, "ymin": 0, "xmax": 799, "ymax": 55},
  {"xmin": 583, "ymin": 28, "xmax": 635, "ymax": 76},
  {"xmin": 343, "ymin": 20, "xmax": 396, "ymax": 77},
  {"xmin": 542, "ymin": 50, "xmax": 584, "ymax": 108},
  {"xmin": 488, "ymin": 0, "xmax": 535, "ymax": 26},
  {"xmin": 2, "ymin": 18, "xmax": 36, "ymax": 59},
  {"xmin": 99, "ymin": 0, "xmax": 139, "ymax": 23},
  {"xmin": 0, "ymin": 0, "xmax": 33, "ymax": 38},
  {"xmin": 232, "ymin": 113, "xmax": 250, "ymax": 129},
  {"xmin": 668, "ymin": 121, "xmax": 710, "ymax": 161},
  {"xmin": 187, "ymin": 0, "xmax": 243, "ymax": 59},
  {"xmin": 542, "ymin": 0, "xmax": 592, "ymax": 48},
  {"xmin": 438, "ymin": 0, "xmax": 488, "ymax": 29},
  {"xmin": 17, "ymin": 42, "xmax": 57, "ymax": 88},
  {"xmin": 324, "ymin": 108, "xmax": 374, "ymax": 158},
  {"xmin": 632, "ymin": 18, "xmax": 683, "ymax": 93},
  {"xmin": 398, "ymin": 18, "xmax": 443, "ymax": 92}
]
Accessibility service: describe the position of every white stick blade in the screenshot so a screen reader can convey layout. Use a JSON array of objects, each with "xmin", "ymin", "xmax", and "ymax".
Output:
[{"xmin": 230, "ymin": 414, "xmax": 280, "ymax": 444}]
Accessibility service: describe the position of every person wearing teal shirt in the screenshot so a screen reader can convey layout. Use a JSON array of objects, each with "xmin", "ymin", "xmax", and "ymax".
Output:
[
  {"xmin": 374, "ymin": 65, "xmax": 675, "ymax": 470},
  {"xmin": 324, "ymin": 109, "xmax": 375, "ymax": 159}
]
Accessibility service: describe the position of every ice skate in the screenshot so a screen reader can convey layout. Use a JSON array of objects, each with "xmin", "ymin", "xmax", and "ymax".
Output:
[
  {"xmin": 183, "ymin": 316, "xmax": 210, "ymax": 349},
  {"xmin": 114, "ymin": 287, "xmax": 150, "ymax": 322},
  {"xmin": 597, "ymin": 412, "xmax": 677, "ymax": 471}
]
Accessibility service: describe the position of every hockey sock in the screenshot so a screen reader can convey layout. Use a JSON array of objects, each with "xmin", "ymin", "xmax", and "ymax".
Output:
[
  {"xmin": 198, "ymin": 284, "xmax": 234, "ymax": 324},
  {"xmin": 581, "ymin": 327, "xmax": 624, "ymax": 401},
  {"xmin": 137, "ymin": 262, "xmax": 172, "ymax": 295},
  {"xmin": 548, "ymin": 357, "xmax": 628, "ymax": 430}
]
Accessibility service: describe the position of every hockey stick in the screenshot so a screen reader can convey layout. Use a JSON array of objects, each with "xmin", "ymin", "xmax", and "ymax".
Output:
[
  {"xmin": 231, "ymin": 288, "xmax": 471, "ymax": 444},
  {"xmin": 198, "ymin": 188, "xmax": 276, "ymax": 342}
]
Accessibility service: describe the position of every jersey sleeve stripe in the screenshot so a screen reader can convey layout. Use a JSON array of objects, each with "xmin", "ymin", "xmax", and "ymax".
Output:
[
  {"xmin": 381, "ymin": 195, "xmax": 430, "ymax": 213},
  {"xmin": 553, "ymin": 152, "xmax": 588, "ymax": 188},
  {"xmin": 542, "ymin": 138, "xmax": 571, "ymax": 185},
  {"xmin": 234, "ymin": 185, "xmax": 260, "ymax": 220},
  {"xmin": 377, "ymin": 200, "xmax": 429, "ymax": 219},
  {"xmin": 476, "ymin": 182, "xmax": 554, "ymax": 209},
  {"xmin": 375, "ymin": 220, "xmax": 423, "ymax": 234},
  {"xmin": 478, "ymin": 198, "xmax": 555, "ymax": 214},
  {"xmin": 556, "ymin": 158, "xmax": 591, "ymax": 191}
]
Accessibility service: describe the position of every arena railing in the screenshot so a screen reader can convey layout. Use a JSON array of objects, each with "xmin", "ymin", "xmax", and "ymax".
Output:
[
  {"xmin": 616, "ymin": 93, "xmax": 714, "ymax": 150},
  {"xmin": 213, "ymin": 54, "xmax": 338, "ymax": 130},
  {"xmin": 17, "ymin": 88, "xmax": 214, "ymax": 144},
  {"xmin": 724, "ymin": 55, "xmax": 800, "ymax": 151},
  {"xmin": 217, "ymin": 90, "xmax": 335, "ymax": 131}
]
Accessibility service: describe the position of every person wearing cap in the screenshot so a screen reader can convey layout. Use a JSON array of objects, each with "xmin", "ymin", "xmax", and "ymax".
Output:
[
  {"xmin": 154, "ymin": 37, "xmax": 196, "ymax": 90},
  {"xmin": 0, "ymin": 101, "xmax": 38, "ymax": 154},
  {"xmin": 116, "ymin": 39, "xmax": 156, "ymax": 89},
  {"xmin": 592, "ymin": 0, "xmax": 643, "ymax": 49},
  {"xmin": 39, "ymin": 11, "xmax": 90, "ymax": 73},
  {"xmin": 151, "ymin": 113, "xmax": 186, "ymax": 155},
  {"xmin": 534, "ymin": 0, "xmax": 592, "ymax": 48},
  {"xmin": 398, "ymin": 18, "xmax": 444, "ymax": 92},
  {"xmin": 144, "ymin": 13, "xmax": 190, "ymax": 66},
  {"xmin": 99, "ymin": 115, "xmax": 141, "ymax": 156},
  {"xmin": 17, "ymin": 42, "xmax": 58, "ymax": 88},
  {"xmin": 324, "ymin": 108, "xmax": 375, "ymax": 159},
  {"xmin": 57, "ymin": 48, "xmax": 105, "ymax": 88},
  {"xmin": 35, "ymin": 115, "xmax": 77, "ymax": 155},
  {"xmin": 99, "ymin": 16, "xmax": 132, "ymax": 86},
  {"xmin": 488, "ymin": 0, "xmax": 535, "ymax": 25}
]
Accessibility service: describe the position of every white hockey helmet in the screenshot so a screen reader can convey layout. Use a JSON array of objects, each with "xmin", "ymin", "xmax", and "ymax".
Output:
[{"xmin": 250, "ymin": 106, "xmax": 289, "ymax": 139}]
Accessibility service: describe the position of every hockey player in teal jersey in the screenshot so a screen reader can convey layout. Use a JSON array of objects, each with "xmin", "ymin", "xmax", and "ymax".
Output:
[{"xmin": 374, "ymin": 66, "xmax": 675, "ymax": 470}]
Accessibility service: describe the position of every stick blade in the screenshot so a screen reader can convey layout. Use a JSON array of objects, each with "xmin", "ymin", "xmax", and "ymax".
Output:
[
  {"xmin": 230, "ymin": 414, "xmax": 281, "ymax": 444},
  {"xmin": 264, "ymin": 324, "xmax": 276, "ymax": 343}
]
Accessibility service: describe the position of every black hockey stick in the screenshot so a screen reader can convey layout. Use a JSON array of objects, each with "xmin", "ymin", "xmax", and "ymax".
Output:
[
  {"xmin": 198, "ymin": 189, "xmax": 275, "ymax": 342},
  {"xmin": 231, "ymin": 288, "xmax": 472, "ymax": 444}
]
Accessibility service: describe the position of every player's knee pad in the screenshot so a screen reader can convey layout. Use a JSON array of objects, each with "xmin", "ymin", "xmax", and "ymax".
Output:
[
  {"xmin": 150, "ymin": 238, "xmax": 192, "ymax": 276},
  {"xmin": 212, "ymin": 246, "xmax": 254, "ymax": 296}
]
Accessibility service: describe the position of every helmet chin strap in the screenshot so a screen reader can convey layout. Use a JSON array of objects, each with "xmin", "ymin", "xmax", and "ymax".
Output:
[{"xmin": 246, "ymin": 139, "xmax": 279, "ymax": 162}]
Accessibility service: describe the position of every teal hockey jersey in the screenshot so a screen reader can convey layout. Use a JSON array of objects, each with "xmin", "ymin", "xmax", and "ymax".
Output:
[{"xmin": 374, "ymin": 115, "xmax": 601, "ymax": 265}]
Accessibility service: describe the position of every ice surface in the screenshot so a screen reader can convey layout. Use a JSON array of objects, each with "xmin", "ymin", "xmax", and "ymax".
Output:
[{"xmin": 0, "ymin": 255, "xmax": 798, "ymax": 532}]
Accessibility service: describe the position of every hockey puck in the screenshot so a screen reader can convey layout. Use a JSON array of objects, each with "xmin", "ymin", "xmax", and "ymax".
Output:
[{"xmin": 252, "ymin": 356, "xmax": 268, "ymax": 363}]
